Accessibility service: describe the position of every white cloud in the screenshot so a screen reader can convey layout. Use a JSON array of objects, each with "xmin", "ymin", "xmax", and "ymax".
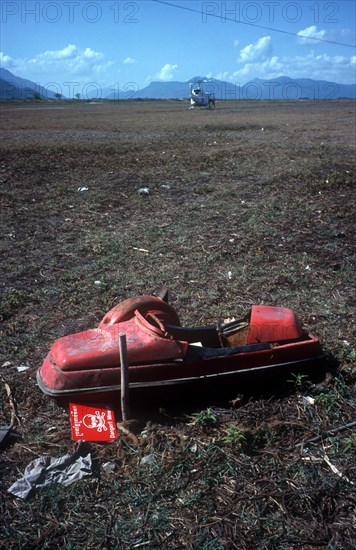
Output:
[
  {"xmin": 83, "ymin": 47, "xmax": 103, "ymax": 60},
  {"xmin": 40, "ymin": 44, "xmax": 79, "ymax": 60},
  {"xmin": 0, "ymin": 51, "xmax": 14, "ymax": 68},
  {"xmin": 155, "ymin": 63, "xmax": 178, "ymax": 81},
  {"xmin": 212, "ymin": 33, "xmax": 355, "ymax": 84},
  {"xmin": 123, "ymin": 57, "xmax": 137, "ymax": 64},
  {"xmin": 216, "ymin": 47, "xmax": 355, "ymax": 85},
  {"xmin": 5, "ymin": 44, "xmax": 111, "ymax": 83},
  {"xmin": 214, "ymin": 71, "xmax": 230, "ymax": 81},
  {"xmin": 297, "ymin": 26, "xmax": 327, "ymax": 45},
  {"xmin": 232, "ymin": 56, "xmax": 283, "ymax": 83},
  {"xmin": 285, "ymin": 51, "xmax": 356, "ymax": 82},
  {"xmin": 238, "ymin": 36, "xmax": 272, "ymax": 63},
  {"xmin": 36, "ymin": 45, "xmax": 103, "ymax": 69}
]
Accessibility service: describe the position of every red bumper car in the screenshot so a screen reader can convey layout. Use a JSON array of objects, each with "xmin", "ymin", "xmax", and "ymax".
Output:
[{"xmin": 37, "ymin": 295, "xmax": 323, "ymax": 403}]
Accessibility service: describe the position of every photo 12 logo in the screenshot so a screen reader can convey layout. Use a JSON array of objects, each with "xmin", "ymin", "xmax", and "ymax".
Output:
[
  {"xmin": 201, "ymin": 2, "xmax": 339, "ymax": 24},
  {"xmin": 2, "ymin": 81, "xmax": 141, "ymax": 100},
  {"xmin": 1, "ymin": 1, "xmax": 140, "ymax": 24}
]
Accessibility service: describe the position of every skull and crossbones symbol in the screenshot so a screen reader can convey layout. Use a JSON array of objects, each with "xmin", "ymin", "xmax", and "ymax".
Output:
[{"xmin": 83, "ymin": 411, "xmax": 108, "ymax": 432}]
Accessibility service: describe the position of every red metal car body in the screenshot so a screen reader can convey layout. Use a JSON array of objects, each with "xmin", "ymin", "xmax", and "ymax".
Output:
[{"xmin": 37, "ymin": 295, "xmax": 323, "ymax": 403}]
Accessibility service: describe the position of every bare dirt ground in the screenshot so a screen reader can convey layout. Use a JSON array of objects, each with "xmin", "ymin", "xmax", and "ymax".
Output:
[{"xmin": 0, "ymin": 99, "xmax": 355, "ymax": 549}]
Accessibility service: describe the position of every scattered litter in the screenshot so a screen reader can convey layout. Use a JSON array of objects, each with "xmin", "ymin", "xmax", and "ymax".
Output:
[
  {"xmin": 94, "ymin": 280, "xmax": 102, "ymax": 285},
  {"xmin": 160, "ymin": 184, "xmax": 170, "ymax": 190},
  {"xmin": 17, "ymin": 365, "xmax": 30, "ymax": 373},
  {"xmin": 140, "ymin": 454, "xmax": 156, "ymax": 466},
  {"xmin": 2, "ymin": 361, "xmax": 12, "ymax": 368},
  {"xmin": 302, "ymin": 453, "xmax": 354, "ymax": 485},
  {"xmin": 102, "ymin": 461, "xmax": 116, "ymax": 474},
  {"xmin": 138, "ymin": 187, "xmax": 150, "ymax": 196},
  {"xmin": 77, "ymin": 186, "xmax": 89, "ymax": 192},
  {"xmin": 299, "ymin": 395, "xmax": 315, "ymax": 406},
  {"xmin": 302, "ymin": 455, "xmax": 322, "ymax": 463},
  {"xmin": 46, "ymin": 426, "xmax": 57, "ymax": 433},
  {"xmin": 133, "ymin": 247, "xmax": 149, "ymax": 253},
  {"xmin": 8, "ymin": 441, "xmax": 92, "ymax": 499},
  {"xmin": 305, "ymin": 265, "xmax": 311, "ymax": 271},
  {"xmin": 323, "ymin": 454, "xmax": 354, "ymax": 485},
  {"xmin": 227, "ymin": 271, "xmax": 232, "ymax": 280}
]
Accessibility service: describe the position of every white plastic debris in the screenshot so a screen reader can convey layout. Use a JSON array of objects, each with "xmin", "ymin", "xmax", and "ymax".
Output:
[
  {"xmin": 300, "ymin": 396, "xmax": 315, "ymax": 406},
  {"xmin": 94, "ymin": 280, "xmax": 102, "ymax": 285},
  {"xmin": 8, "ymin": 442, "xmax": 92, "ymax": 499},
  {"xmin": 77, "ymin": 187, "xmax": 89, "ymax": 192},
  {"xmin": 138, "ymin": 187, "xmax": 150, "ymax": 196},
  {"xmin": 17, "ymin": 365, "xmax": 30, "ymax": 373},
  {"xmin": 227, "ymin": 271, "xmax": 232, "ymax": 280},
  {"xmin": 2, "ymin": 361, "xmax": 12, "ymax": 368},
  {"xmin": 102, "ymin": 461, "xmax": 116, "ymax": 474},
  {"xmin": 140, "ymin": 454, "xmax": 156, "ymax": 466}
]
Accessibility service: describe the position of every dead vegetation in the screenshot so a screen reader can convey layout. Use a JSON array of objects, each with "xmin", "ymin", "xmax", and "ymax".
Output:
[{"xmin": 0, "ymin": 99, "xmax": 355, "ymax": 549}]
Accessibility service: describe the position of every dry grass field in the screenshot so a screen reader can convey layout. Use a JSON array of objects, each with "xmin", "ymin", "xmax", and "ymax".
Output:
[{"xmin": 1, "ymin": 99, "xmax": 355, "ymax": 549}]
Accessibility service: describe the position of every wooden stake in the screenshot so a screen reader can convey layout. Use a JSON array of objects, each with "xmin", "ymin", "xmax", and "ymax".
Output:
[{"xmin": 119, "ymin": 332, "xmax": 130, "ymax": 421}]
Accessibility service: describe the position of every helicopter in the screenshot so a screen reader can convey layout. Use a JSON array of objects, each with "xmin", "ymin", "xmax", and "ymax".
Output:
[{"xmin": 189, "ymin": 79, "xmax": 215, "ymax": 109}]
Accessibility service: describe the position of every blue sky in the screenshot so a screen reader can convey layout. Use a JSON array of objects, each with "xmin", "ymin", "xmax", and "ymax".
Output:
[{"xmin": 1, "ymin": 0, "xmax": 355, "ymax": 97}]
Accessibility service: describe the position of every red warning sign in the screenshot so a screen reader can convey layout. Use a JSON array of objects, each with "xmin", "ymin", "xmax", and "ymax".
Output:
[{"xmin": 69, "ymin": 403, "xmax": 118, "ymax": 441}]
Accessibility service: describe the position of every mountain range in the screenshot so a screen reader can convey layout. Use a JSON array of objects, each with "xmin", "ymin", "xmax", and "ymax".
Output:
[
  {"xmin": 1, "ymin": 68, "xmax": 355, "ymax": 101},
  {"xmin": 0, "ymin": 68, "xmax": 58, "ymax": 100}
]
